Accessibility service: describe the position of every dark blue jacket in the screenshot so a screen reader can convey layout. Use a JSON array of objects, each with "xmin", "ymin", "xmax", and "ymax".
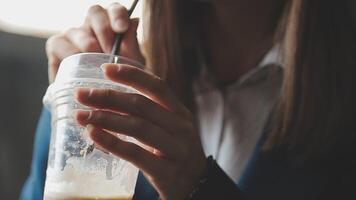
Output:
[{"xmin": 20, "ymin": 108, "xmax": 356, "ymax": 200}]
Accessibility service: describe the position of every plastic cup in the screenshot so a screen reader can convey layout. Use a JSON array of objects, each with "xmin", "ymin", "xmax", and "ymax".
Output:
[{"xmin": 43, "ymin": 53, "xmax": 143, "ymax": 200}]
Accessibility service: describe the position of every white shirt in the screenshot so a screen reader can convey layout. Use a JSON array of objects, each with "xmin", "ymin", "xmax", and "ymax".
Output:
[{"xmin": 194, "ymin": 47, "xmax": 283, "ymax": 181}]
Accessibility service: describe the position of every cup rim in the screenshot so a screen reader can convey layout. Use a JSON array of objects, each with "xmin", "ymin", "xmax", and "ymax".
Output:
[
  {"xmin": 43, "ymin": 52, "xmax": 143, "ymax": 109},
  {"xmin": 62, "ymin": 52, "xmax": 145, "ymax": 69}
]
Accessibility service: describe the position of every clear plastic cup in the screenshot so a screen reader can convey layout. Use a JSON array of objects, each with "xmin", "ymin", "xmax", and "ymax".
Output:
[{"xmin": 43, "ymin": 53, "xmax": 143, "ymax": 200}]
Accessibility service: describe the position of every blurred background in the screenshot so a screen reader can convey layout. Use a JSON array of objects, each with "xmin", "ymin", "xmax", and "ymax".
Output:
[{"xmin": 0, "ymin": 0, "xmax": 142, "ymax": 199}]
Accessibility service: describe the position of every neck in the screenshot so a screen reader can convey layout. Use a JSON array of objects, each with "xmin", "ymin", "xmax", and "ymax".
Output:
[{"xmin": 205, "ymin": 0, "xmax": 284, "ymax": 85}]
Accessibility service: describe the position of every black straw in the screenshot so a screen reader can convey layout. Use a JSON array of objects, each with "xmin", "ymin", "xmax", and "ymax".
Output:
[{"xmin": 110, "ymin": 0, "xmax": 140, "ymax": 58}]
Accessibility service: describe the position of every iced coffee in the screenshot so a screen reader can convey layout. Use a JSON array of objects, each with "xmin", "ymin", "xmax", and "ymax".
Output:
[{"xmin": 43, "ymin": 53, "xmax": 142, "ymax": 200}]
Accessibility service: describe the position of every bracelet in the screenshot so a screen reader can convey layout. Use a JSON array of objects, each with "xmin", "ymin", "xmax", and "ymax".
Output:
[{"xmin": 185, "ymin": 155, "xmax": 214, "ymax": 200}]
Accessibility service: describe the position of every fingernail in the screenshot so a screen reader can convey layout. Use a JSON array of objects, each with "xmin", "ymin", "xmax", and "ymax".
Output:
[
  {"xmin": 116, "ymin": 64, "xmax": 122, "ymax": 72},
  {"xmin": 76, "ymin": 110, "xmax": 92, "ymax": 122},
  {"xmin": 100, "ymin": 64, "xmax": 108, "ymax": 72},
  {"xmin": 114, "ymin": 19, "xmax": 129, "ymax": 32},
  {"xmin": 86, "ymin": 124, "xmax": 95, "ymax": 132},
  {"xmin": 132, "ymin": 18, "xmax": 139, "ymax": 29},
  {"xmin": 85, "ymin": 124, "xmax": 97, "ymax": 139},
  {"xmin": 102, "ymin": 64, "xmax": 121, "ymax": 75},
  {"xmin": 76, "ymin": 88, "xmax": 91, "ymax": 98}
]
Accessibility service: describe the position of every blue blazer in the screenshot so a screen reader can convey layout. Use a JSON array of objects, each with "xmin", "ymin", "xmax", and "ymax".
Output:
[{"xmin": 20, "ymin": 108, "xmax": 356, "ymax": 200}]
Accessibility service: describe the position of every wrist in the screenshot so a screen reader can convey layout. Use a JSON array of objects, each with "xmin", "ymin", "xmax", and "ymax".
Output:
[{"xmin": 185, "ymin": 155, "xmax": 214, "ymax": 200}]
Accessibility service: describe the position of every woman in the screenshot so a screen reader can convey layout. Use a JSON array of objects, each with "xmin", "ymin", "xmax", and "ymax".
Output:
[{"xmin": 21, "ymin": 0, "xmax": 356, "ymax": 199}]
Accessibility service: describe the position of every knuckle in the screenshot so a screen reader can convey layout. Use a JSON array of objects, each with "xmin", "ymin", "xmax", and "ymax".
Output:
[
  {"xmin": 127, "ymin": 116, "xmax": 137, "ymax": 127},
  {"xmin": 109, "ymin": 3, "xmax": 128, "ymax": 16},
  {"xmin": 88, "ymin": 4, "xmax": 104, "ymax": 15},
  {"xmin": 130, "ymin": 94, "xmax": 149, "ymax": 115},
  {"xmin": 82, "ymin": 37, "xmax": 99, "ymax": 51},
  {"xmin": 131, "ymin": 94, "xmax": 145, "ymax": 107},
  {"xmin": 63, "ymin": 27, "xmax": 77, "ymax": 35},
  {"xmin": 102, "ymin": 89, "xmax": 117, "ymax": 106},
  {"xmin": 92, "ymin": 111, "xmax": 106, "ymax": 122},
  {"xmin": 45, "ymin": 35, "xmax": 61, "ymax": 54},
  {"xmin": 97, "ymin": 23, "xmax": 111, "ymax": 32},
  {"xmin": 47, "ymin": 59, "xmax": 55, "ymax": 67},
  {"xmin": 129, "ymin": 116, "xmax": 140, "ymax": 128},
  {"xmin": 102, "ymin": 88, "xmax": 115, "ymax": 99},
  {"xmin": 48, "ymin": 59, "xmax": 59, "ymax": 70},
  {"xmin": 128, "ymin": 117, "xmax": 144, "ymax": 133}
]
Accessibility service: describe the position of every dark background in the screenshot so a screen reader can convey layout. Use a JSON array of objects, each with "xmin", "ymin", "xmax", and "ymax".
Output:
[{"xmin": 0, "ymin": 31, "xmax": 48, "ymax": 199}]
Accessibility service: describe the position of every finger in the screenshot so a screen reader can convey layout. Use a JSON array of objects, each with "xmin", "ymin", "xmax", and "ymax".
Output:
[
  {"xmin": 85, "ymin": 5, "xmax": 115, "ymax": 53},
  {"xmin": 107, "ymin": 3, "xmax": 129, "ymax": 33},
  {"xmin": 107, "ymin": 4, "xmax": 143, "ymax": 62},
  {"xmin": 64, "ymin": 27, "xmax": 102, "ymax": 52},
  {"xmin": 87, "ymin": 124, "xmax": 166, "ymax": 176},
  {"xmin": 76, "ymin": 110, "xmax": 179, "ymax": 157},
  {"xmin": 75, "ymin": 88, "xmax": 192, "ymax": 134},
  {"xmin": 46, "ymin": 35, "xmax": 81, "ymax": 83},
  {"xmin": 102, "ymin": 64, "xmax": 192, "ymax": 119},
  {"xmin": 119, "ymin": 18, "xmax": 145, "ymax": 63}
]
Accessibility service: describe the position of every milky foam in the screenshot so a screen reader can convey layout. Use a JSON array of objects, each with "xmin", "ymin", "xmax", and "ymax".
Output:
[{"xmin": 44, "ymin": 156, "xmax": 138, "ymax": 199}]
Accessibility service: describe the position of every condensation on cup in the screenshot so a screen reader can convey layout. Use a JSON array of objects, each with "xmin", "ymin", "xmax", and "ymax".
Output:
[{"xmin": 43, "ymin": 53, "xmax": 144, "ymax": 200}]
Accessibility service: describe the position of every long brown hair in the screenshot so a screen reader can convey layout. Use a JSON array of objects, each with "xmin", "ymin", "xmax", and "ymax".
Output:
[
  {"xmin": 143, "ymin": 0, "xmax": 356, "ymax": 163},
  {"xmin": 268, "ymin": 0, "xmax": 356, "ymax": 164},
  {"xmin": 143, "ymin": 0, "xmax": 206, "ymax": 107}
]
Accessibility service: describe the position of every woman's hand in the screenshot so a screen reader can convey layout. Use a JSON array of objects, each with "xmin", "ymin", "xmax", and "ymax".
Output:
[
  {"xmin": 45, "ymin": 3, "xmax": 144, "ymax": 83},
  {"xmin": 74, "ymin": 64, "xmax": 207, "ymax": 200}
]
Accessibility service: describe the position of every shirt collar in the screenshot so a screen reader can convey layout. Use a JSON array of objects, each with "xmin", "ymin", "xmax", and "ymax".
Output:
[
  {"xmin": 259, "ymin": 45, "xmax": 283, "ymax": 69},
  {"xmin": 194, "ymin": 45, "xmax": 283, "ymax": 93}
]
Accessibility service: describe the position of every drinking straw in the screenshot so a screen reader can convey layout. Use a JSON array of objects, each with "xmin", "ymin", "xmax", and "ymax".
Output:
[{"xmin": 110, "ymin": 0, "xmax": 140, "ymax": 59}]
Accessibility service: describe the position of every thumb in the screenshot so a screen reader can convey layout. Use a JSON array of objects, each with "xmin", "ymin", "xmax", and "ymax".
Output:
[{"xmin": 119, "ymin": 18, "xmax": 145, "ymax": 64}]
